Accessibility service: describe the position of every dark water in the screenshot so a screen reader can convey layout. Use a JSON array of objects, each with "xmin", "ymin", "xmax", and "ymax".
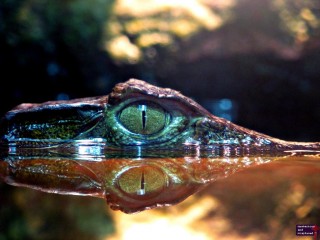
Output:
[
  {"xmin": 109, "ymin": 156, "xmax": 320, "ymax": 240},
  {"xmin": 0, "ymin": 146, "xmax": 319, "ymax": 240}
]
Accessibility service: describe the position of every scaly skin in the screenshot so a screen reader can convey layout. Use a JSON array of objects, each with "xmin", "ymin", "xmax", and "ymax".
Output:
[
  {"xmin": 0, "ymin": 79, "xmax": 319, "ymax": 153},
  {"xmin": 0, "ymin": 151, "xmax": 273, "ymax": 213},
  {"xmin": 0, "ymin": 79, "xmax": 319, "ymax": 213}
]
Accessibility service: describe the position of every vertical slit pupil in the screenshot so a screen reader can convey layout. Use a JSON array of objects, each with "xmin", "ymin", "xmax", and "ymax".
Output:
[
  {"xmin": 141, "ymin": 170, "xmax": 145, "ymax": 190},
  {"xmin": 139, "ymin": 105, "xmax": 147, "ymax": 130},
  {"xmin": 142, "ymin": 110, "xmax": 146, "ymax": 129}
]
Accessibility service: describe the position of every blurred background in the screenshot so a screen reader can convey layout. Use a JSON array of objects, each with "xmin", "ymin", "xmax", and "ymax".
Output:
[
  {"xmin": 1, "ymin": 0, "xmax": 320, "ymax": 239},
  {"xmin": 1, "ymin": 0, "xmax": 320, "ymax": 141}
]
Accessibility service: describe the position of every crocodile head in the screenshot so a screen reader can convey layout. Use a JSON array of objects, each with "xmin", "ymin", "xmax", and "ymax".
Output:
[
  {"xmin": 1, "ymin": 79, "xmax": 319, "ymax": 213},
  {"xmin": 0, "ymin": 79, "xmax": 318, "ymax": 153},
  {"xmin": 104, "ymin": 79, "xmax": 274, "ymax": 149}
]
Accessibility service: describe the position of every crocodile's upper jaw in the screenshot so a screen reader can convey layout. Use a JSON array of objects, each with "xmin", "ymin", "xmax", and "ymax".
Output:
[{"xmin": 0, "ymin": 79, "xmax": 319, "ymax": 154}]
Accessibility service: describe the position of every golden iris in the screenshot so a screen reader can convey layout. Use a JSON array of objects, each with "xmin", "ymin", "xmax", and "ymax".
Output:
[
  {"xmin": 117, "ymin": 165, "xmax": 167, "ymax": 199},
  {"xmin": 119, "ymin": 102, "xmax": 167, "ymax": 135}
]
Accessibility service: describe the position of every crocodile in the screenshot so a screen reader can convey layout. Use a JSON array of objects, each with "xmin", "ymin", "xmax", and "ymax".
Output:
[
  {"xmin": 0, "ymin": 79, "xmax": 319, "ymax": 213},
  {"xmin": 0, "ymin": 79, "xmax": 319, "ymax": 154}
]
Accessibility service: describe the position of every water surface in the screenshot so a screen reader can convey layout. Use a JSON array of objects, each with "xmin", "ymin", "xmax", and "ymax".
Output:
[{"xmin": 0, "ymin": 145, "xmax": 319, "ymax": 239}]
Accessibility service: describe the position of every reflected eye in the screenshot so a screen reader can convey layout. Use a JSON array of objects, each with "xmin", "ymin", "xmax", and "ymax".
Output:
[
  {"xmin": 118, "ymin": 102, "xmax": 167, "ymax": 135},
  {"xmin": 117, "ymin": 165, "xmax": 167, "ymax": 200}
]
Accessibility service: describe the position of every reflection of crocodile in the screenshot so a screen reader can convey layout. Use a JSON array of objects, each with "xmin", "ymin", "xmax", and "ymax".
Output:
[
  {"xmin": 0, "ymin": 79, "xmax": 319, "ymax": 153},
  {"xmin": 0, "ymin": 79, "xmax": 319, "ymax": 213},
  {"xmin": 0, "ymin": 150, "xmax": 273, "ymax": 213}
]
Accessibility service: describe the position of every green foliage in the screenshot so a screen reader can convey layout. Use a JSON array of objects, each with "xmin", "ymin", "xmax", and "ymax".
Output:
[
  {"xmin": 1, "ymin": 0, "xmax": 320, "ymax": 65},
  {"xmin": 0, "ymin": 0, "xmax": 114, "ymax": 53}
]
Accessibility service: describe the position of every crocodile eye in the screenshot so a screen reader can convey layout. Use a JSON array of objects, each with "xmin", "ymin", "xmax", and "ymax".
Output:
[
  {"xmin": 118, "ymin": 102, "xmax": 167, "ymax": 135},
  {"xmin": 116, "ymin": 165, "xmax": 167, "ymax": 200}
]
